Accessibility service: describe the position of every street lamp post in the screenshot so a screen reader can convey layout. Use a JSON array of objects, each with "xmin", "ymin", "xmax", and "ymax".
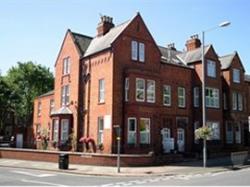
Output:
[
  {"xmin": 114, "ymin": 125, "xmax": 121, "ymax": 173},
  {"xmin": 201, "ymin": 21, "xmax": 230, "ymax": 168}
]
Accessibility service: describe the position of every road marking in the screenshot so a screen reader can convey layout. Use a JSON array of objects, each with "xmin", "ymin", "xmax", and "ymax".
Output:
[
  {"xmin": 12, "ymin": 170, "xmax": 56, "ymax": 178},
  {"xmin": 21, "ymin": 179, "xmax": 67, "ymax": 186}
]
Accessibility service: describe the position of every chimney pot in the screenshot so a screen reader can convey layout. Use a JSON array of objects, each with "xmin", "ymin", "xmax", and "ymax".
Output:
[
  {"xmin": 97, "ymin": 15, "xmax": 114, "ymax": 37},
  {"xmin": 185, "ymin": 34, "xmax": 201, "ymax": 51}
]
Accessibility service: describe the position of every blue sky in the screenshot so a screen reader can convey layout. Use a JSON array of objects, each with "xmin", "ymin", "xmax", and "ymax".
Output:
[{"xmin": 1, "ymin": 0, "xmax": 250, "ymax": 75}]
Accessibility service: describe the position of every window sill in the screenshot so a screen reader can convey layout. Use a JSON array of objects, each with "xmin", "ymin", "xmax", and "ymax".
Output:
[{"xmin": 98, "ymin": 102, "xmax": 105, "ymax": 105}]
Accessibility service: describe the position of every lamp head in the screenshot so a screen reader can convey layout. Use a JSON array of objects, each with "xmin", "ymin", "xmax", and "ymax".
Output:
[{"xmin": 219, "ymin": 21, "xmax": 231, "ymax": 27}]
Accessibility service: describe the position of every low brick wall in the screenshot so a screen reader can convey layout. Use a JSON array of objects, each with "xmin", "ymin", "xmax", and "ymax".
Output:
[{"xmin": 0, "ymin": 148, "xmax": 155, "ymax": 166}]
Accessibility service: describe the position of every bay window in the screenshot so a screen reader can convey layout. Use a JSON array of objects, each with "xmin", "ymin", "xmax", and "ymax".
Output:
[
  {"xmin": 205, "ymin": 87, "xmax": 219, "ymax": 108},
  {"xmin": 136, "ymin": 78, "xmax": 145, "ymax": 102},
  {"xmin": 140, "ymin": 118, "xmax": 150, "ymax": 144},
  {"xmin": 163, "ymin": 85, "xmax": 171, "ymax": 106},
  {"xmin": 60, "ymin": 119, "xmax": 69, "ymax": 142},
  {"xmin": 147, "ymin": 80, "xmax": 155, "ymax": 103},
  {"xmin": 207, "ymin": 122, "xmax": 220, "ymax": 140},
  {"xmin": 127, "ymin": 118, "xmax": 136, "ymax": 144}
]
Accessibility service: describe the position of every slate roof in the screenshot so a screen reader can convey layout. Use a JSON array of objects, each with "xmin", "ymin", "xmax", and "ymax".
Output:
[
  {"xmin": 245, "ymin": 74, "xmax": 250, "ymax": 82},
  {"xmin": 37, "ymin": 90, "xmax": 54, "ymax": 98},
  {"xmin": 51, "ymin": 107, "xmax": 73, "ymax": 115},
  {"xmin": 70, "ymin": 31, "xmax": 93, "ymax": 56},
  {"xmin": 159, "ymin": 46, "xmax": 190, "ymax": 68},
  {"xmin": 84, "ymin": 19, "xmax": 132, "ymax": 57},
  {"xmin": 219, "ymin": 52, "xmax": 236, "ymax": 70},
  {"xmin": 177, "ymin": 45, "xmax": 211, "ymax": 64}
]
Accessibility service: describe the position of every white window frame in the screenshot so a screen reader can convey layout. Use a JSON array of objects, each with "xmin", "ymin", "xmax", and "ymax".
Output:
[
  {"xmin": 233, "ymin": 68, "xmax": 240, "ymax": 83},
  {"xmin": 136, "ymin": 78, "xmax": 145, "ymax": 102},
  {"xmin": 139, "ymin": 42, "xmax": 145, "ymax": 62},
  {"xmin": 205, "ymin": 87, "xmax": 219, "ymax": 108},
  {"xmin": 60, "ymin": 119, "xmax": 69, "ymax": 142},
  {"xmin": 139, "ymin": 118, "xmax": 150, "ymax": 144},
  {"xmin": 226, "ymin": 122, "xmax": 233, "ymax": 144},
  {"xmin": 163, "ymin": 85, "xmax": 171, "ymax": 106},
  {"xmin": 207, "ymin": 60, "xmax": 216, "ymax": 78},
  {"xmin": 97, "ymin": 117, "xmax": 104, "ymax": 145},
  {"xmin": 50, "ymin": 99, "xmax": 55, "ymax": 114},
  {"xmin": 193, "ymin": 87, "xmax": 199, "ymax": 107},
  {"xmin": 147, "ymin": 80, "xmax": 155, "ymax": 103},
  {"xmin": 232, "ymin": 92, "xmax": 237, "ymax": 111},
  {"xmin": 127, "ymin": 117, "xmax": 137, "ymax": 144},
  {"xmin": 38, "ymin": 102, "xmax": 42, "ymax": 116},
  {"xmin": 207, "ymin": 121, "xmax": 220, "ymax": 140},
  {"xmin": 53, "ymin": 119, "xmax": 59, "ymax": 142},
  {"xmin": 131, "ymin": 41, "xmax": 138, "ymax": 61},
  {"xmin": 178, "ymin": 87, "xmax": 186, "ymax": 108},
  {"xmin": 125, "ymin": 78, "xmax": 129, "ymax": 102},
  {"xmin": 63, "ymin": 57, "xmax": 70, "ymax": 75},
  {"xmin": 98, "ymin": 79, "xmax": 105, "ymax": 103},
  {"xmin": 61, "ymin": 85, "xmax": 70, "ymax": 106},
  {"xmin": 238, "ymin": 93, "xmax": 243, "ymax": 111},
  {"xmin": 194, "ymin": 121, "xmax": 199, "ymax": 144}
]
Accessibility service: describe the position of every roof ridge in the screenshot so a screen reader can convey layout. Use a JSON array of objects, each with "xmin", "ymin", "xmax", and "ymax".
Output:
[
  {"xmin": 71, "ymin": 31, "xmax": 93, "ymax": 39},
  {"xmin": 219, "ymin": 52, "xmax": 236, "ymax": 58}
]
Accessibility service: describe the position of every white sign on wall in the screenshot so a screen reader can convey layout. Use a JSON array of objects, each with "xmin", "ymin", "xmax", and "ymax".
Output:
[{"xmin": 104, "ymin": 115, "xmax": 111, "ymax": 129}]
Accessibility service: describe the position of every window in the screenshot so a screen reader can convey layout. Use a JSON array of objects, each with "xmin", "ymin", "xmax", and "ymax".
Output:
[
  {"xmin": 178, "ymin": 87, "xmax": 186, "ymax": 108},
  {"xmin": 194, "ymin": 122, "xmax": 199, "ymax": 144},
  {"xmin": 127, "ymin": 118, "xmax": 136, "ymax": 144},
  {"xmin": 163, "ymin": 85, "xmax": 171, "ymax": 106},
  {"xmin": 207, "ymin": 60, "xmax": 216, "ymax": 78},
  {"xmin": 131, "ymin": 41, "xmax": 145, "ymax": 62},
  {"xmin": 61, "ymin": 85, "xmax": 70, "ymax": 106},
  {"xmin": 226, "ymin": 122, "xmax": 233, "ymax": 144},
  {"xmin": 232, "ymin": 92, "xmax": 237, "ymax": 110},
  {"xmin": 98, "ymin": 79, "xmax": 105, "ymax": 103},
  {"xmin": 97, "ymin": 117, "xmax": 104, "ymax": 145},
  {"xmin": 238, "ymin": 93, "xmax": 243, "ymax": 111},
  {"xmin": 131, "ymin": 41, "xmax": 138, "ymax": 61},
  {"xmin": 147, "ymin": 80, "xmax": 155, "ymax": 103},
  {"xmin": 193, "ymin": 87, "xmax": 199, "ymax": 107},
  {"xmin": 235, "ymin": 123, "xmax": 241, "ymax": 144},
  {"xmin": 139, "ymin": 43, "xmax": 145, "ymax": 62},
  {"xmin": 223, "ymin": 93, "xmax": 228, "ymax": 110},
  {"xmin": 207, "ymin": 122, "xmax": 220, "ymax": 140},
  {"xmin": 136, "ymin": 78, "xmax": 145, "ymax": 102},
  {"xmin": 232, "ymin": 92, "xmax": 243, "ymax": 111},
  {"xmin": 140, "ymin": 118, "xmax": 150, "ymax": 144},
  {"xmin": 205, "ymin": 87, "xmax": 219, "ymax": 108},
  {"xmin": 38, "ymin": 102, "xmax": 42, "ymax": 116},
  {"xmin": 125, "ymin": 78, "xmax": 129, "ymax": 102},
  {"xmin": 53, "ymin": 119, "xmax": 59, "ymax": 141},
  {"xmin": 61, "ymin": 119, "xmax": 69, "ymax": 142},
  {"xmin": 63, "ymin": 57, "xmax": 70, "ymax": 75},
  {"xmin": 233, "ymin": 69, "xmax": 240, "ymax": 83},
  {"xmin": 50, "ymin": 99, "xmax": 54, "ymax": 114}
]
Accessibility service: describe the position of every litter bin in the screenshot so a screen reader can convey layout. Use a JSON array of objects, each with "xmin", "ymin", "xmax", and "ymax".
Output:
[{"xmin": 59, "ymin": 153, "xmax": 69, "ymax": 169}]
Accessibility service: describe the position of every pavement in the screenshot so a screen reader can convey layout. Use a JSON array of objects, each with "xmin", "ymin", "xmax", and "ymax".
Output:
[{"xmin": 0, "ymin": 156, "xmax": 249, "ymax": 177}]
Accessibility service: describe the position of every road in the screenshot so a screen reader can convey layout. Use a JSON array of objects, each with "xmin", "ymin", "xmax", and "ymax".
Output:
[{"xmin": 0, "ymin": 166, "xmax": 250, "ymax": 186}]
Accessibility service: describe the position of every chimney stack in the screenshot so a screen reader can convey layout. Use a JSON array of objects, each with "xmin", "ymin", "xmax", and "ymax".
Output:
[
  {"xmin": 185, "ymin": 34, "xmax": 201, "ymax": 51},
  {"xmin": 97, "ymin": 15, "xmax": 114, "ymax": 37},
  {"xmin": 167, "ymin": 43, "xmax": 176, "ymax": 51}
]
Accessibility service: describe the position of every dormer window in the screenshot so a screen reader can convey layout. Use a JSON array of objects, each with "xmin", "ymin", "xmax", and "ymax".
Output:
[
  {"xmin": 207, "ymin": 60, "xmax": 216, "ymax": 78},
  {"xmin": 131, "ymin": 41, "xmax": 145, "ymax": 62},
  {"xmin": 233, "ymin": 68, "xmax": 240, "ymax": 83},
  {"xmin": 63, "ymin": 57, "xmax": 70, "ymax": 75}
]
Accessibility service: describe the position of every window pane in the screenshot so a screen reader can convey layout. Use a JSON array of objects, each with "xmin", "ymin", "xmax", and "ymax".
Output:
[
  {"xmin": 136, "ymin": 79, "xmax": 145, "ymax": 101},
  {"xmin": 140, "ymin": 118, "xmax": 150, "ymax": 144},
  {"xmin": 207, "ymin": 60, "xmax": 216, "ymax": 77},
  {"xmin": 131, "ymin": 41, "xmax": 138, "ymax": 60},
  {"xmin": 139, "ymin": 43, "xmax": 145, "ymax": 62},
  {"xmin": 233, "ymin": 69, "xmax": 240, "ymax": 83},
  {"xmin": 128, "ymin": 118, "xmax": 136, "ymax": 144},
  {"xmin": 163, "ymin": 85, "xmax": 171, "ymax": 106},
  {"xmin": 99, "ymin": 79, "xmax": 105, "ymax": 103},
  {"xmin": 147, "ymin": 80, "xmax": 155, "ymax": 103}
]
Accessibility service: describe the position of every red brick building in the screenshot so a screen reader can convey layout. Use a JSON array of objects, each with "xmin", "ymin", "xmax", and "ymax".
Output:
[{"xmin": 33, "ymin": 13, "xmax": 250, "ymax": 155}]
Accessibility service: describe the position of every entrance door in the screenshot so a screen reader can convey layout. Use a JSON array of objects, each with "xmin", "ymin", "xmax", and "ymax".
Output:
[
  {"xmin": 177, "ymin": 128, "xmax": 185, "ymax": 152},
  {"xmin": 16, "ymin": 134, "xmax": 23, "ymax": 148},
  {"xmin": 161, "ymin": 128, "xmax": 173, "ymax": 153}
]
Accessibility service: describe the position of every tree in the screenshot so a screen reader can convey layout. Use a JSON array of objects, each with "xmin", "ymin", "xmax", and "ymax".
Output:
[
  {"xmin": 0, "ymin": 76, "xmax": 19, "ymax": 133},
  {"xmin": 5, "ymin": 61, "xmax": 54, "ymax": 127}
]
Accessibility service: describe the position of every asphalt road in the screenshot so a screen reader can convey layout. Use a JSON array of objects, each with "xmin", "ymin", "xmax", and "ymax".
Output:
[{"xmin": 1, "ymin": 166, "xmax": 250, "ymax": 186}]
